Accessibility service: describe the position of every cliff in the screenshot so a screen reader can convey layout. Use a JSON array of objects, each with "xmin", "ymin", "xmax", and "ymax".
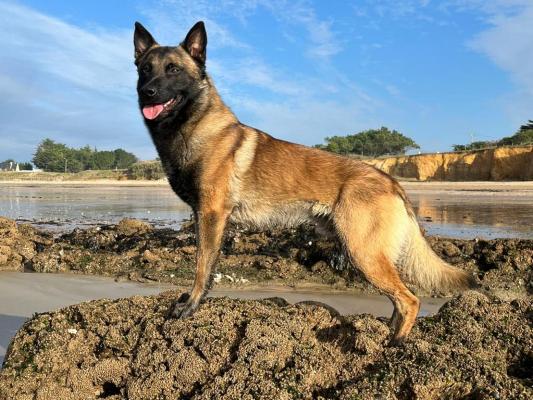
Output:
[{"xmin": 365, "ymin": 145, "xmax": 533, "ymax": 181}]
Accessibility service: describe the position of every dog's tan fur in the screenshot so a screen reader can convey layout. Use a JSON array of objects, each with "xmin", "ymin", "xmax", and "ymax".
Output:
[{"xmin": 135, "ymin": 21, "xmax": 476, "ymax": 344}]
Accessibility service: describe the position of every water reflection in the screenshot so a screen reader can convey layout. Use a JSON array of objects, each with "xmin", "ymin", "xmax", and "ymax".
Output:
[
  {"xmin": 0, "ymin": 185, "xmax": 191, "ymax": 231},
  {"xmin": 410, "ymin": 193, "xmax": 533, "ymax": 239},
  {"xmin": 0, "ymin": 184, "xmax": 531, "ymax": 239}
]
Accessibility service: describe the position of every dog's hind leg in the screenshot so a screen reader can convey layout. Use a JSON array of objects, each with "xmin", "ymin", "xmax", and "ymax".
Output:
[{"xmin": 333, "ymin": 192, "xmax": 420, "ymax": 345}]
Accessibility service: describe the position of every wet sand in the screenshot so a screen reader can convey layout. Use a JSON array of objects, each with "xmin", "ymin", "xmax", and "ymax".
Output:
[
  {"xmin": 401, "ymin": 180, "xmax": 533, "ymax": 192},
  {"xmin": 0, "ymin": 271, "xmax": 446, "ymax": 365}
]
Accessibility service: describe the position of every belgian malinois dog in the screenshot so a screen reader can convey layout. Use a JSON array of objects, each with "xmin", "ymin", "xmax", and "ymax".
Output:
[{"xmin": 134, "ymin": 21, "xmax": 475, "ymax": 344}]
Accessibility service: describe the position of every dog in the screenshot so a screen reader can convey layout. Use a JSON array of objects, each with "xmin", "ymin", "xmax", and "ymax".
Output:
[{"xmin": 133, "ymin": 21, "xmax": 475, "ymax": 344}]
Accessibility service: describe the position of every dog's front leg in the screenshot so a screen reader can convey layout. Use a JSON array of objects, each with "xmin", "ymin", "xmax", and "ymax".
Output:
[{"xmin": 172, "ymin": 207, "xmax": 228, "ymax": 319}]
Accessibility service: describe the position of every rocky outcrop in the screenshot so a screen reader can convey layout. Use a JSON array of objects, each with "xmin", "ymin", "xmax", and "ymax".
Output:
[
  {"xmin": 0, "ymin": 217, "xmax": 50, "ymax": 271},
  {"xmin": 366, "ymin": 145, "xmax": 533, "ymax": 181},
  {"xmin": 1, "ymin": 217, "xmax": 531, "ymax": 295},
  {"xmin": 0, "ymin": 291, "xmax": 531, "ymax": 399}
]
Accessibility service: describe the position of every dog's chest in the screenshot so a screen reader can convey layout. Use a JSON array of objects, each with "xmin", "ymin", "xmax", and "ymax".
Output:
[
  {"xmin": 152, "ymin": 134, "xmax": 200, "ymax": 208},
  {"xmin": 165, "ymin": 164, "xmax": 199, "ymax": 208}
]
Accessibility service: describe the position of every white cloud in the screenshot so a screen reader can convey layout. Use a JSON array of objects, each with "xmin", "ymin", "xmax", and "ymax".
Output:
[
  {"xmin": 469, "ymin": 4, "xmax": 533, "ymax": 94},
  {"xmin": 137, "ymin": 0, "xmax": 250, "ymax": 49},
  {"xmin": 141, "ymin": 0, "xmax": 342, "ymax": 61},
  {"xmin": 265, "ymin": 1, "xmax": 342, "ymax": 61},
  {"xmin": 234, "ymin": 96, "xmax": 380, "ymax": 146},
  {"xmin": 466, "ymin": 1, "xmax": 533, "ymax": 124},
  {"xmin": 352, "ymin": 0, "xmax": 533, "ymax": 129},
  {"xmin": 0, "ymin": 2, "xmax": 133, "ymax": 98},
  {"xmin": 357, "ymin": 0, "xmax": 434, "ymax": 21},
  {"xmin": 0, "ymin": 1, "xmax": 152, "ymax": 162}
]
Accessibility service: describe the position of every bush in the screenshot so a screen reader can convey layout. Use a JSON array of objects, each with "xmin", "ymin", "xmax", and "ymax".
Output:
[
  {"xmin": 316, "ymin": 127, "xmax": 419, "ymax": 157},
  {"xmin": 127, "ymin": 161, "xmax": 165, "ymax": 180},
  {"xmin": 452, "ymin": 141, "xmax": 498, "ymax": 152}
]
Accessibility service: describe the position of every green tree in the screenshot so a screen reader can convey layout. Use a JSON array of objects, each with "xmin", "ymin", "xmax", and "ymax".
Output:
[
  {"xmin": 33, "ymin": 139, "xmax": 72, "ymax": 172},
  {"xmin": 77, "ymin": 145, "xmax": 96, "ymax": 170},
  {"xmin": 499, "ymin": 120, "xmax": 533, "ymax": 146},
  {"xmin": 91, "ymin": 150, "xmax": 115, "ymax": 170},
  {"xmin": 65, "ymin": 149, "xmax": 83, "ymax": 172},
  {"xmin": 452, "ymin": 120, "xmax": 533, "ymax": 151},
  {"xmin": 33, "ymin": 139, "xmax": 83, "ymax": 172},
  {"xmin": 113, "ymin": 148, "xmax": 138, "ymax": 169},
  {"xmin": 316, "ymin": 127, "xmax": 419, "ymax": 157},
  {"xmin": 18, "ymin": 162, "xmax": 33, "ymax": 170},
  {"xmin": 33, "ymin": 138, "xmax": 140, "ymax": 172},
  {"xmin": 452, "ymin": 140, "xmax": 497, "ymax": 152}
]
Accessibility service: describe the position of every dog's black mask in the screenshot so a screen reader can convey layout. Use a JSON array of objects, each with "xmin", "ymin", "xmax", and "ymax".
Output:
[{"xmin": 134, "ymin": 21, "xmax": 207, "ymax": 123}]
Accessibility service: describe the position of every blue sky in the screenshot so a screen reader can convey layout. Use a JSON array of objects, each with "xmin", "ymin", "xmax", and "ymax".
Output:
[{"xmin": 1, "ymin": 0, "xmax": 532, "ymax": 162}]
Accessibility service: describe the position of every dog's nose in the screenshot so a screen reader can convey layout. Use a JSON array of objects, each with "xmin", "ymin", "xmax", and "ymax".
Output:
[{"xmin": 143, "ymin": 87, "xmax": 157, "ymax": 97}]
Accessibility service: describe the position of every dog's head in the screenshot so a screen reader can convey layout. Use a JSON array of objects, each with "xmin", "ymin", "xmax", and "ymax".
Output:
[{"xmin": 134, "ymin": 21, "xmax": 208, "ymax": 122}]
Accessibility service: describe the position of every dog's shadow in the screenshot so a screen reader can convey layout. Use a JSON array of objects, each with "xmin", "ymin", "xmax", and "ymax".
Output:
[
  {"xmin": 260, "ymin": 297, "xmax": 392, "ymax": 354},
  {"xmin": 315, "ymin": 319, "xmax": 363, "ymax": 354},
  {"xmin": 314, "ymin": 314, "xmax": 391, "ymax": 355}
]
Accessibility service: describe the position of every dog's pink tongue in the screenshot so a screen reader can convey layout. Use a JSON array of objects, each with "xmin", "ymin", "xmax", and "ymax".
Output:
[{"xmin": 142, "ymin": 104, "xmax": 164, "ymax": 120}]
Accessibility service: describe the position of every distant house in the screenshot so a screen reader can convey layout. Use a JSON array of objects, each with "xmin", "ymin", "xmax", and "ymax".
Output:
[
  {"xmin": 0, "ymin": 161, "xmax": 34, "ymax": 172},
  {"xmin": 0, "ymin": 161, "xmax": 15, "ymax": 171}
]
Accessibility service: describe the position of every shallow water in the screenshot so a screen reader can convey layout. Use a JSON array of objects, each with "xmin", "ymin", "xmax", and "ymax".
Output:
[
  {"xmin": 0, "ymin": 184, "xmax": 191, "ymax": 231},
  {"xmin": 0, "ymin": 184, "xmax": 532, "ymax": 239},
  {"xmin": 409, "ymin": 191, "xmax": 533, "ymax": 239},
  {"xmin": 0, "ymin": 271, "xmax": 447, "ymax": 364}
]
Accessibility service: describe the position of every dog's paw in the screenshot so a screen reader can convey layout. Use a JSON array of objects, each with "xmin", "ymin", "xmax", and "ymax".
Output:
[
  {"xmin": 171, "ymin": 300, "xmax": 198, "ymax": 319},
  {"xmin": 176, "ymin": 292, "xmax": 190, "ymax": 303},
  {"xmin": 387, "ymin": 336, "xmax": 406, "ymax": 347}
]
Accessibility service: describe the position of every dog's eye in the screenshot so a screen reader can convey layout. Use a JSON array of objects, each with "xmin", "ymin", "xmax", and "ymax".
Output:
[
  {"xmin": 141, "ymin": 64, "xmax": 151, "ymax": 74},
  {"xmin": 167, "ymin": 64, "xmax": 181, "ymax": 74}
]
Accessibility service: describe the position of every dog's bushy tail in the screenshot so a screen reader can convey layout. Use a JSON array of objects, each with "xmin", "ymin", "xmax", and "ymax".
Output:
[{"xmin": 400, "ymin": 218, "xmax": 477, "ymax": 293}]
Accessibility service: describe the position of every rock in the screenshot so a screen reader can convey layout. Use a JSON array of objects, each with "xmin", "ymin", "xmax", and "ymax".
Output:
[
  {"xmin": 142, "ymin": 249, "xmax": 160, "ymax": 263},
  {"xmin": 0, "ymin": 292, "xmax": 531, "ymax": 399},
  {"xmin": 0, "ymin": 217, "xmax": 530, "ymax": 294},
  {"xmin": 0, "ymin": 217, "xmax": 49, "ymax": 271},
  {"xmin": 116, "ymin": 218, "xmax": 153, "ymax": 236}
]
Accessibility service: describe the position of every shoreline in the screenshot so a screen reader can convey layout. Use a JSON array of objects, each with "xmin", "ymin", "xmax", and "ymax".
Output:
[
  {"xmin": 1, "ymin": 178, "xmax": 532, "ymax": 191},
  {"xmin": 0, "ymin": 179, "xmax": 168, "ymax": 187}
]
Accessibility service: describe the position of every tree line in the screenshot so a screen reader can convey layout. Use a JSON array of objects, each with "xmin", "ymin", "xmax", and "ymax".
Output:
[
  {"xmin": 452, "ymin": 120, "xmax": 533, "ymax": 151},
  {"xmin": 32, "ymin": 139, "xmax": 138, "ymax": 172},
  {"xmin": 5, "ymin": 121, "xmax": 532, "ymax": 172},
  {"xmin": 316, "ymin": 120, "xmax": 532, "ymax": 157}
]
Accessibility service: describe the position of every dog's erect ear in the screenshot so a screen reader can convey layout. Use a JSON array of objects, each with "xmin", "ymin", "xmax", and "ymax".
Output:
[
  {"xmin": 134, "ymin": 22, "xmax": 158, "ymax": 63},
  {"xmin": 182, "ymin": 21, "xmax": 207, "ymax": 64}
]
